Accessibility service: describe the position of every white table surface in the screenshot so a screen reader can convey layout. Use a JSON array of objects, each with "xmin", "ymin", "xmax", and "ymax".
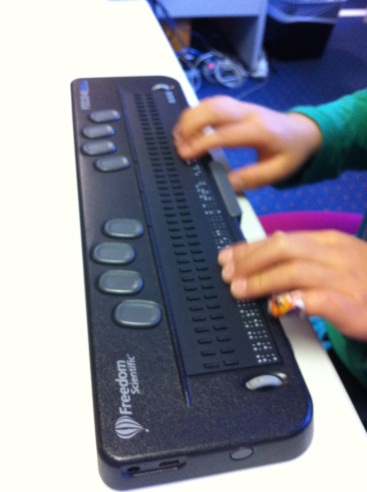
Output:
[{"xmin": 0, "ymin": 1, "xmax": 366, "ymax": 491}]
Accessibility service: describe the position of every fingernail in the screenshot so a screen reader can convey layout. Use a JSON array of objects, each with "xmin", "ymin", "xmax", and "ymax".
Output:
[
  {"xmin": 218, "ymin": 246, "xmax": 233, "ymax": 265},
  {"xmin": 221, "ymin": 262, "xmax": 235, "ymax": 282},
  {"xmin": 231, "ymin": 278, "xmax": 248, "ymax": 297}
]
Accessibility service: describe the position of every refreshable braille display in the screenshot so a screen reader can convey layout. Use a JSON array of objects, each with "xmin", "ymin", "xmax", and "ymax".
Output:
[{"xmin": 71, "ymin": 76, "xmax": 313, "ymax": 490}]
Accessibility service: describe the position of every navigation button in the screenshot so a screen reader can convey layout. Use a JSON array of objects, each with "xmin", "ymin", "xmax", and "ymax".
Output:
[
  {"xmin": 98, "ymin": 270, "xmax": 143, "ymax": 294},
  {"xmin": 114, "ymin": 300, "xmax": 162, "ymax": 328},
  {"xmin": 89, "ymin": 109, "xmax": 121, "ymax": 123},
  {"xmin": 95, "ymin": 155, "xmax": 130, "ymax": 172},
  {"xmin": 104, "ymin": 218, "xmax": 144, "ymax": 238},
  {"xmin": 82, "ymin": 140, "xmax": 116, "ymax": 156},
  {"xmin": 245, "ymin": 374, "xmax": 285, "ymax": 391},
  {"xmin": 82, "ymin": 124, "xmax": 115, "ymax": 139},
  {"xmin": 92, "ymin": 242, "xmax": 135, "ymax": 264}
]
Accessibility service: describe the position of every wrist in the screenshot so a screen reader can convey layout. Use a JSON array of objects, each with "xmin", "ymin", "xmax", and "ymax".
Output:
[{"xmin": 287, "ymin": 112, "xmax": 323, "ymax": 161}]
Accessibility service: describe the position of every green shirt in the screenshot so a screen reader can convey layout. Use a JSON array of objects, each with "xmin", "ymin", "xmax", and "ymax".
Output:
[
  {"xmin": 287, "ymin": 88, "xmax": 367, "ymax": 185},
  {"xmin": 288, "ymin": 89, "xmax": 367, "ymax": 389}
]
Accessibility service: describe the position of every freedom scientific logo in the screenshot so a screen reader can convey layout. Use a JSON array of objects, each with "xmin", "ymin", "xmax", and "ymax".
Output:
[
  {"xmin": 114, "ymin": 355, "xmax": 149, "ymax": 440},
  {"xmin": 115, "ymin": 415, "xmax": 149, "ymax": 440}
]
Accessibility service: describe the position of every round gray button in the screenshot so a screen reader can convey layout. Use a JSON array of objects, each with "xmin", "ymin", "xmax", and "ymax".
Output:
[
  {"xmin": 104, "ymin": 218, "xmax": 144, "ymax": 238},
  {"xmin": 92, "ymin": 242, "xmax": 135, "ymax": 264},
  {"xmin": 98, "ymin": 270, "xmax": 143, "ymax": 295},
  {"xmin": 114, "ymin": 300, "xmax": 162, "ymax": 328}
]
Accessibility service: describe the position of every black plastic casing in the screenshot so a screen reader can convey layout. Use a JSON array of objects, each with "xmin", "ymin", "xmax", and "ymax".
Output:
[{"xmin": 71, "ymin": 76, "xmax": 313, "ymax": 490}]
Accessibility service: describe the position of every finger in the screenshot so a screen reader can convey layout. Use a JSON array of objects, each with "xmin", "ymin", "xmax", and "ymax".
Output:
[
  {"xmin": 174, "ymin": 123, "xmax": 248, "ymax": 160},
  {"xmin": 218, "ymin": 232, "xmax": 329, "ymax": 281},
  {"xmin": 174, "ymin": 96, "xmax": 246, "ymax": 139},
  {"xmin": 267, "ymin": 287, "xmax": 367, "ymax": 341},
  {"xmin": 174, "ymin": 120, "xmax": 266, "ymax": 161},
  {"xmin": 305, "ymin": 289, "xmax": 367, "ymax": 340},
  {"xmin": 228, "ymin": 158, "xmax": 291, "ymax": 191},
  {"xmin": 228, "ymin": 259, "xmax": 335, "ymax": 300},
  {"xmin": 173, "ymin": 98, "xmax": 270, "ymax": 160}
]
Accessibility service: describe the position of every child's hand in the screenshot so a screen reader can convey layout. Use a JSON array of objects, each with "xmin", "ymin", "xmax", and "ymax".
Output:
[
  {"xmin": 218, "ymin": 230, "xmax": 367, "ymax": 341},
  {"xmin": 173, "ymin": 95, "xmax": 322, "ymax": 192}
]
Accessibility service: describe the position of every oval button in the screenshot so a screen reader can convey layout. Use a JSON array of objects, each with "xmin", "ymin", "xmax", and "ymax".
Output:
[
  {"xmin": 98, "ymin": 270, "xmax": 143, "ymax": 295},
  {"xmin": 82, "ymin": 124, "xmax": 115, "ymax": 139},
  {"xmin": 245, "ymin": 374, "xmax": 285, "ymax": 391},
  {"xmin": 95, "ymin": 155, "xmax": 130, "ymax": 172},
  {"xmin": 104, "ymin": 218, "xmax": 144, "ymax": 238},
  {"xmin": 114, "ymin": 300, "xmax": 162, "ymax": 328},
  {"xmin": 230, "ymin": 447, "xmax": 254, "ymax": 460},
  {"xmin": 82, "ymin": 140, "xmax": 116, "ymax": 156},
  {"xmin": 89, "ymin": 109, "xmax": 121, "ymax": 123},
  {"xmin": 92, "ymin": 242, "xmax": 135, "ymax": 264}
]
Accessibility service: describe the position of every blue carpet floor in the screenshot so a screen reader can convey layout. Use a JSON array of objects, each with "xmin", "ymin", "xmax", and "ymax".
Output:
[{"xmin": 190, "ymin": 8, "xmax": 367, "ymax": 216}]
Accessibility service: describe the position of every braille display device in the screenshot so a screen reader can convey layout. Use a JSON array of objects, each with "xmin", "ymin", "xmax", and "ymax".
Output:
[{"xmin": 71, "ymin": 76, "xmax": 313, "ymax": 490}]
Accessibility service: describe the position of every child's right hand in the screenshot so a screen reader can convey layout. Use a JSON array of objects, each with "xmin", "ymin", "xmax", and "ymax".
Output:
[{"xmin": 173, "ymin": 95, "xmax": 322, "ymax": 192}]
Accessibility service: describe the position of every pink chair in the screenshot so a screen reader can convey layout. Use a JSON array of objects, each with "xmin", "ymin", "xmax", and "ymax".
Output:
[{"xmin": 259, "ymin": 211, "xmax": 363, "ymax": 236}]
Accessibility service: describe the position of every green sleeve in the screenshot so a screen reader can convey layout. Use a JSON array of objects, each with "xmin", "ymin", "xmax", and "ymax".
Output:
[
  {"xmin": 281, "ymin": 88, "xmax": 367, "ymax": 186},
  {"xmin": 325, "ymin": 321, "xmax": 367, "ymax": 390},
  {"xmin": 282, "ymin": 89, "xmax": 367, "ymax": 389}
]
